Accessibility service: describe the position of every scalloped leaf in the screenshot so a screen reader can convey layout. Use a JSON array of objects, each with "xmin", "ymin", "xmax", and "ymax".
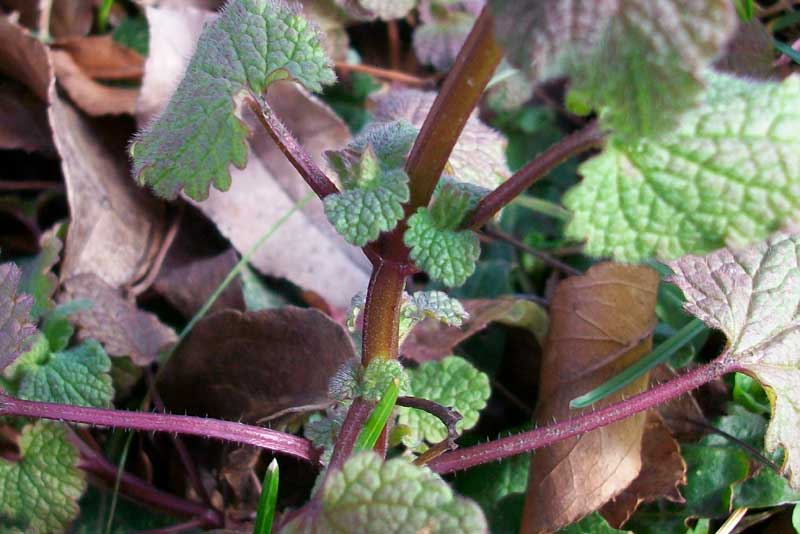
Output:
[
  {"xmin": 323, "ymin": 146, "xmax": 410, "ymax": 246},
  {"xmin": 0, "ymin": 422, "xmax": 86, "ymax": 532},
  {"xmin": 282, "ymin": 452, "xmax": 487, "ymax": 533},
  {"xmin": 668, "ymin": 233, "xmax": 800, "ymax": 489},
  {"xmin": 404, "ymin": 290, "xmax": 468, "ymax": 327},
  {"xmin": 413, "ymin": 5, "xmax": 475, "ymax": 71},
  {"xmin": 565, "ymin": 73, "xmax": 800, "ymax": 261},
  {"xmin": 398, "ymin": 355, "xmax": 490, "ymax": 447},
  {"xmin": 404, "ymin": 181, "xmax": 484, "ymax": 287},
  {"xmin": 4, "ymin": 337, "xmax": 113, "ymax": 408},
  {"xmin": 490, "ymin": 0, "xmax": 736, "ymax": 140},
  {"xmin": 131, "ymin": 0, "xmax": 335, "ymax": 200},
  {"xmin": 359, "ymin": 358, "xmax": 409, "ymax": 401},
  {"xmin": 0, "ymin": 263, "xmax": 37, "ymax": 372}
]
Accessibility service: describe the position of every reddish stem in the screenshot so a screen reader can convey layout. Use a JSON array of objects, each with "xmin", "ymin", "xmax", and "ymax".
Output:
[
  {"xmin": 334, "ymin": 62, "xmax": 434, "ymax": 87},
  {"xmin": 0, "ymin": 393, "xmax": 320, "ymax": 464},
  {"xmin": 464, "ymin": 121, "xmax": 605, "ymax": 229},
  {"xmin": 247, "ymin": 95, "xmax": 339, "ymax": 199},
  {"xmin": 360, "ymin": 261, "xmax": 407, "ymax": 364},
  {"xmin": 428, "ymin": 355, "xmax": 735, "ymax": 474}
]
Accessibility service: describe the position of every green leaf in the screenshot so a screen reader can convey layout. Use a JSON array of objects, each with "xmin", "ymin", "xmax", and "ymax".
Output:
[
  {"xmin": 565, "ymin": 73, "xmax": 800, "ymax": 261},
  {"xmin": 668, "ymin": 233, "xmax": 800, "ymax": 490},
  {"xmin": 323, "ymin": 146, "xmax": 410, "ymax": 246},
  {"xmin": 681, "ymin": 442, "xmax": 749, "ymax": 517},
  {"xmin": 0, "ymin": 263, "xmax": 37, "ymax": 372},
  {"xmin": 399, "ymin": 290, "xmax": 468, "ymax": 340},
  {"xmin": 254, "ymin": 459, "xmax": 279, "ymax": 534},
  {"xmin": 359, "ymin": 358, "xmax": 409, "ymax": 402},
  {"xmin": 453, "ymin": 453, "xmax": 529, "ymax": 515},
  {"xmin": 793, "ymin": 503, "xmax": 800, "ymax": 532},
  {"xmin": 559, "ymin": 512, "xmax": 632, "ymax": 534},
  {"xmin": 490, "ymin": 0, "xmax": 736, "ymax": 140},
  {"xmin": 4, "ymin": 337, "xmax": 113, "ymax": 408},
  {"xmin": 18, "ymin": 231, "xmax": 61, "ymax": 320},
  {"xmin": 41, "ymin": 300, "xmax": 93, "ymax": 352},
  {"xmin": 404, "ymin": 181, "xmax": 484, "ymax": 287},
  {"xmin": 132, "ymin": 0, "xmax": 335, "ymax": 200},
  {"xmin": 732, "ymin": 372, "xmax": 771, "ymax": 415},
  {"xmin": 0, "ymin": 422, "xmax": 86, "ymax": 533},
  {"xmin": 282, "ymin": 452, "xmax": 487, "ymax": 533},
  {"xmin": 398, "ymin": 355, "xmax": 490, "ymax": 447}
]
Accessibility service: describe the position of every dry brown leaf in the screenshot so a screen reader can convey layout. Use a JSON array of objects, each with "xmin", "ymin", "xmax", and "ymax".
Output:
[
  {"xmin": 137, "ymin": 5, "xmax": 367, "ymax": 308},
  {"xmin": 1, "ymin": 0, "xmax": 93, "ymax": 38},
  {"xmin": 0, "ymin": 81, "xmax": 54, "ymax": 155},
  {"xmin": 157, "ymin": 307, "xmax": 356, "ymax": 422},
  {"xmin": 53, "ymin": 35, "xmax": 144, "ymax": 80},
  {"xmin": 48, "ymin": 93, "xmax": 166, "ymax": 289},
  {"xmin": 521, "ymin": 263, "xmax": 659, "ymax": 534},
  {"xmin": 0, "ymin": 14, "xmax": 52, "ymax": 101},
  {"xmin": 600, "ymin": 412, "xmax": 687, "ymax": 528},
  {"xmin": 51, "ymin": 49, "xmax": 139, "ymax": 116},
  {"xmin": 714, "ymin": 19, "xmax": 776, "ymax": 80},
  {"xmin": 62, "ymin": 273, "xmax": 177, "ymax": 366},
  {"xmin": 401, "ymin": 297, "xmax": 548, "ymax": 363}
]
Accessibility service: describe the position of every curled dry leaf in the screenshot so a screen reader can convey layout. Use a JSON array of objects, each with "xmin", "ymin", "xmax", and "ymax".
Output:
[
  {"xmin": 600, "ymin": 412, "xmax": 687, "ymax": 528},
  {"xmin": 137, "ymin": 5, "xmax": 367, "ymax": 308},
  {"xmin": 0, "ymin": 81, "xmax": 54, "ymax": 155},
  {"xmin": 49, "ymin": 93, "xmax": 166, "ymax": 289},
  {"xmin": 53, "ymin": 35, "xmax": 144, "ymax": 80},
  {"xmin": 1, "ymin": 0, "xmax": 93, "ymax": 39},
  {"xmin": 522, "ymin": 263, "xmax": 658, "ymax": 533},
  {"xmin": 401, "ymin": 297, "xmax": 548, "ymax": 362},
  {"xmin": 0, "ymin": 14, "xmax": 52, "ymax": 101},
  {"xmin": 158, "ymin": 308, "xmax": 356, "ymax": 422},
  {"xmin": 61, "ymin": 274, "xmax": 177, "ymax": 366}
]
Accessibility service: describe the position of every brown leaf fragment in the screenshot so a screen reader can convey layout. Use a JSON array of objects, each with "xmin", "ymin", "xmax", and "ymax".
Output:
[
  {"xmin": 714, "ymin": 19, "xmax": 776, "ymax": 80},
  {"xmin": 158, "ymin": 308, "xmax": 356, "ymax": 422},
  {"xmin": 61, "ymin": 273, "xmax": 177, "ymax": 366},
  {"xmin": 0, "ymin": 81, "xmax": 55, "ymax": 155},
  {"xmin": 49, "ymin": 93, "xmax": 165, "ymax": 289},
  {"xmin": 2, "ymin": 0, "xmax": 93, "ymax": 38},
  {"xmin": 401, "ymin": 297, "xmax": 548, "ymax": 363},
  {"xmin": 0, "ymin": 14, "xmax": 52, "ymax": 101},
  {"xmin": 0, "ymin": 262, "xmax": 37, "ymax": 372},
  {"xmin": 521, "ymin": 263, "xmax": 659, "ymax": 534},
  {"xmin": 53, "ymin": 35, "xmax": 144, "ymax": 80},
  {"xmin": 600, "ymin": 412, "xmax": 687, "ymax": 528},
  {"xmin": 51, "ymin": 49, "xmax": 139, "ymax": 116}
]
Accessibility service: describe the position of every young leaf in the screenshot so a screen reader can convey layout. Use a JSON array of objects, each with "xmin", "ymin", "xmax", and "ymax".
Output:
[
  {"xmin": 397, "ymin": 355, "xmax": 490, "ymax": 447},
  {"xmin": 668, "ymin": 232, "xmax": 800, "ymax": 489},
  {"xmin": 254, "ymin": 459, "xmax": 279, "ymax": 534},
  {"xmin": 404, "ymin": 181, "xmax": 484, "ymax": 287},
  {"xmin": 4, "ymin": 337, "xmax": 113, "ymax": 408},
  {"xmin": 490, "ymin": 0, "xmax": 736, "ymax": 140},
  {"xmin": 282, "ymin": 452, "xmax": 487, "ymax": 533},
  {"xmin": 131, "ymin": 0, "xmax": 335, "ymax": 200},
  {"xmin": 399, "ymin": 290, "xmax": 469, "ymax": 340},
  {"xmin": 0, "ymin": 422, "xmax": 86, "ymax": 533},
  {"xmin": 0, "ymin": 263, "xmax": 37, "ymax": 372},
  {"xmin": 18, "ymin": 231, "xmax": 62, "ymax": 319},
  {"xmin": 565, "ymin": 73, "xmax": 800, "ymax": 261},
  {"xmin": 359, "ymin": 358, "xmax": 409, "ymax": 402},
  {"xmin": 323, "ymin": 145, "xmax": 410, "ymax": 246}
]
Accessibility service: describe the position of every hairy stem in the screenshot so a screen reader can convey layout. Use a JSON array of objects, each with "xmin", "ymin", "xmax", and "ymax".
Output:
[
  {"xmin": 465, "ymin": 121, "xmax": 605, "ymax": 229},
  {"xmin": 404, "ymin": 6, "xmax": 503, "ymax": 212},
  {"xmin": 360, "ymin": 261, "xmax": 407, "ymax": 364},
  {"xmin": 428, "ymin": 355, "xmax": 736, "ymax": 474},
  {"xmin": 0, "ymin": 393, "xmax": 319, "ymax": 464},
  {"xmin": 247, "ymin": 96, "xmax": 339, "ymax": 199}
]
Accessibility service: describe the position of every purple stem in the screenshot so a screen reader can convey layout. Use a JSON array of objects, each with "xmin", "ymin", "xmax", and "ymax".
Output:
[
  {"xmin": 0, "ymin": 393, "xmax": 320, "ymax": 464},
  {"xmin": 428, "ymin": 355, "xmax": 735, "ymax": 474}
]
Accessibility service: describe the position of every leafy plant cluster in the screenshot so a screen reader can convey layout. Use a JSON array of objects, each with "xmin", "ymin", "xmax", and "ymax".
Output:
[{"xmin": 1, "ymin": 0, "xmax": 800, "ymax": 532}]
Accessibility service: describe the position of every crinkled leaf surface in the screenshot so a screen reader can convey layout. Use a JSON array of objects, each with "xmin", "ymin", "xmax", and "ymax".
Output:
[
  {"xmin": 0, "ymin": 263, "xmax": 36, "ymax": 372},
  {"xmin": 668, "ymin": 232, "xmax": 800, "ymax": 489},
  {"xmin": 404, "ymin": 181, "xmax": 484, "ymax": 287},
  {"xmin": 490, "ymin": 0, "xmax": 736, "ymax": 140},
  {"xmin": 132, "ymin": 0, "xmax": 335, "ymax": 200},
  {"xmin": 565, "ymin": 73, "xmax": 800, "ymax": 261},
  {"xmin": 401, "ymin": 290, "xmax": 468, "ymax": 333},
  {"xmin": 359, "ymin": 358, "xmax": 409, "ymax": 401},
  {"xmin": 0, "ymin": 422, "xmax": 86, "ymax": 533},
  {"xmin": 413, "ymin": 4, "xmax": 475, "ymax": 71},
  {"xmin": 4, "ymin": 336, "xmax": 113, "ymax": 408},
  {"xmin": 398, "ymin": 355, "xmax": 490, "ymax": 446},
  {"xmin": 323, "ymin": 144, "xmax": 410, "ymax": 246},
  {"xmin": 282, "ymin": 452, "xmax": 487, "ymax": 533}
]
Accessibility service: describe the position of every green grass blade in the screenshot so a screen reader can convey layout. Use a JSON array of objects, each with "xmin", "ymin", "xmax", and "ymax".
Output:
[
  {"xmin": 253, "ymin": 459, "xmax": 279, "ymax": 534},
  {"xmin": 354, "ymin": 379, "xmax": 400, "ymax": 452},
  {"xmin": 775, "ymin": 39, "xmax": 800, "ymax": 65},
  {"xmin": 570, "ymin": 318, "xmax": 707, "ymax": 408}
]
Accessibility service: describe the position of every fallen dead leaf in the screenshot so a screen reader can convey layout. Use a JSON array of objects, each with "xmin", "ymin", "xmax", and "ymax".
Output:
[
  {"xmin": 61, "ymin": 273, "xmax": 177, "ymax": 366},
  {"xmin": 401, "ymin": 297, "xmax": 548, "ymax": 362},
  {"xmin": 521, "ymin": 263, "xmax": 659, "ymax": 534},
  {"xmin": 136, "ymin": 5, "xmax": 367, "ymax": 308},
  {"xmin": 0, "ymin": 0, "xmax": 93, "ymax": 39},
  {"xmin": 53, "ymin": 35, "xmax": 144, "ymax": 80},
  {"xmin": 157, "ymin": 307, "xmax": 356, "ymax": 422},
  {"xmin": 0, "ymin": 81, "xmax": 55, "ymax": 155},
  {"xmin": 714, "ymin": 19, "xmax": 776, "ymax": 79},
  {"xmin": 600, "ymin": 412, "xmax": 687, "ymax": 528},
  {"xmin": 49, "ymin": 92, "xmax": 166, "ymax": 289},
  {"xmin": 0, "ymin": 14, "xmax": 52, "ymax": 101},
  {"xmin": 51, "ymin": 49, "xmax": 139, "ymax": 116}
]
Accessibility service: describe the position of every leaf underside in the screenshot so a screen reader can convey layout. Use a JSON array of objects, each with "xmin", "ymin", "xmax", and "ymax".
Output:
[{"xmin": 0, "ymin": 263, "xmax": 37, "ymax": 372}]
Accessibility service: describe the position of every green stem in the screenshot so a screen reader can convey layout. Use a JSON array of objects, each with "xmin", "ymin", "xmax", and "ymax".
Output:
[
  {"xmin": 510, "ymin": 195, "xmax": 572, "ymax": 221},
  {"xmin": 97, "ymin": 0, "xmax": 114, "ymax": 33}
]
